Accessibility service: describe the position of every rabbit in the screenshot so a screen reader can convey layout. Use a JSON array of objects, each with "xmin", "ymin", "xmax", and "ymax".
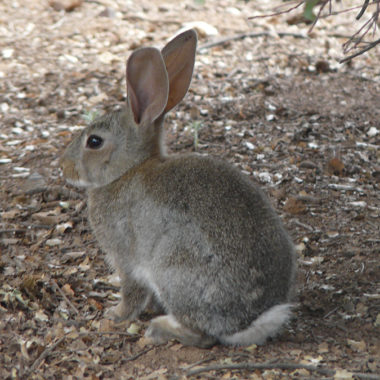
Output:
[{"xmin": 61, "ymin": 29, "xmax": 297, "ymax": 348}]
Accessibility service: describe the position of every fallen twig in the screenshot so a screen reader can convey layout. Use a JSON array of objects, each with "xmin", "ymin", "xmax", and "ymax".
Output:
[
  {"xmin": 51, "ymin": 279, "xmax": 79, "ymax": 315},
  {"xmin": 291, "ymin": 219, "xmax": 314, "ymax": 231},
  {"xmin": 328, "ymin": 183, "xmax": 364, "ymax": 192},
  {"xmin": 79, "ymin": 330, "xmax": 138, "ymax": 338},
  {"xmin": 183, "ymin": 356, "xmax": 217, "ymax": 370},
  {"xmin": 186, "ymin": 361, "xmax": 380, "ymax": 379},
  {"xmin": 248, "ymin": 2, "xmax": 304, "ymax": 20},
  {"xmin": 124, "ymin": 347, "xmax": 154, "ymax": 363},
  {"xmin": 24, "ymin": 331, "xmax": 141, "ymax": 376},
  {"xmin": 26, "ymin": 335, "xmax": 66, "ymax": 375},
  {"xmin": 0, "ymin": 229, "xmax": 27, "ymax": 234},
  {"xmin": 198, "ymin": 32, "xmax": 308, "ymax": 50},
  {"xmin": 187, "ymin": 361, "xmax": 335, "ymax": 377}
]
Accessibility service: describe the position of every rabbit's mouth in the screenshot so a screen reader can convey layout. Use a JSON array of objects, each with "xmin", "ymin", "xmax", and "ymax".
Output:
[{"xmin": 61, "ymin": 159, "xmax": 93, "ymax": 189}]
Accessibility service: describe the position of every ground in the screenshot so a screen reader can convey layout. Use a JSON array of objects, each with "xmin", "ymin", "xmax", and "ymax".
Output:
[{"xmin": 0, "ymin": 0, "xmax": 379, "ymax": 379}]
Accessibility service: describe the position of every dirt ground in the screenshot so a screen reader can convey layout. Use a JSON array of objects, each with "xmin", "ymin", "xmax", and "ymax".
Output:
[{"xmin": 0, "ymin": 0, "xmax": 379, "ymax": 379}]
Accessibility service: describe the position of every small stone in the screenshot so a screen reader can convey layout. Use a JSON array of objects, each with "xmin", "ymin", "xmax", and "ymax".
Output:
[
  {"xmin": 181, "ymin": 21, "xmax": 218, "ymax": 37},
  {"xmin": 46, "ymin": 238, "xmax": 63, "ymax": 247},
  {"xmin": 367, "ymin": 126, "xmax": 379, "ymax": 137}
]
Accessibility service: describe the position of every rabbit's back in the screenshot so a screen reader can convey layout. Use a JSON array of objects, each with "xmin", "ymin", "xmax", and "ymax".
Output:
[{"xmin": 89, "ymin": 154, "xmax": 296, "ymax": 337}]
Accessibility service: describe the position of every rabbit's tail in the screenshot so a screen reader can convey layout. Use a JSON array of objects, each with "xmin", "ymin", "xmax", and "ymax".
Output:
[{"xmin": 219, "ymin": 303, "xmax": 293, "ymax": 346}]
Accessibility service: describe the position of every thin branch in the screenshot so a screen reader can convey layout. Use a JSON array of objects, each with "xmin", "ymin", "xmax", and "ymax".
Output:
[
  {"xmin": 291, "ymin": 218, "xmax": 315, "ymax": 231},
  {"xmin": 357, "ymin": 0, "xmax": 370, "ymax": 19},
  {"xmin": 26, "ymin": 335, "xmax": 66, "ymax": 375},
  {"xmin": 248, "ymin": 2, "xmax": 304, "ymax": 20},
  {"xmin": 51, "ymin": 279, "xmax": 79, "ymax": 315},
  {"xmin": 24, "ymin": 332, "xmax": 145, "ymax": 376},
  {"xmin": 186, "ymin": 361, "xmax": 380, "ymax": 379},
  {"xmin": 124, "ymin": 347, "xmax": 154, "ymax": 363},
  {"xmin": 183, "ymin": 356, "xmax": 217, "ymax": 370},
  {"xmin": 198, "ymin": 31, "xmax": 308, "ymax": 51},
  {"xmin": 343, "ymin": 13, "xmax": 378, "ymax": 52},
  {"xmin": 79, "ymin": 330, "xmax": 138, "ymax": 338},
  {"xmin": 0, "ymin": 229, "xmax": 27, "ymax": 234},
  {"xmin": 187, "ymin": 361, "xmax": 335, "ymax": 377},
  {"xmin": 309, "ymin": 0, "xmax": 331, "ymax": 33},
  {"xmin": 248, "ymin": 0, "xmax": 380, "ymax": 60},
  {"xmin": 340, "ymin": 37, "xmax": 380, "ymax": 63}
]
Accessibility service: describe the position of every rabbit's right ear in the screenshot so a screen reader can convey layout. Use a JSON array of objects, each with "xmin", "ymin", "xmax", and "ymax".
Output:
[
  {"xmin": 161, "ymin": 29, "xmax": 197, "ymax": 113},
  {"xmin": 127, "ymin": 47, "xmax": 169, "ymax": 125}
]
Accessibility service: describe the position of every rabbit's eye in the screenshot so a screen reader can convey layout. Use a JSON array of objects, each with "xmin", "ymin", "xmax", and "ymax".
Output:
[{"xmin": 86, "ymin": 135, "xmax": 103, "ymax": 149}]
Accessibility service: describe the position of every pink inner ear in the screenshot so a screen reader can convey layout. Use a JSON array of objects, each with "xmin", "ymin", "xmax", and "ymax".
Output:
[
  {"xmin": 126, "ymin": 47, "xmax": 169, "ymax": 125},
  {"xmin": 128, "ymin": 85, "xmax": 140, "ymax": 124}
]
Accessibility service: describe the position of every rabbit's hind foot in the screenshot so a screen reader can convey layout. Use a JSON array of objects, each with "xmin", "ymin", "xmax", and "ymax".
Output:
[{"xmin": 145, "ymin": 315, "xmax": 216, "ymax": 348}]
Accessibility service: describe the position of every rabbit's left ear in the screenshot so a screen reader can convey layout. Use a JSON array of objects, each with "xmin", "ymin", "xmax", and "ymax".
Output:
[
  {"xmin": 161, "ymin": 29, "xmax": 197, "ymax": 113},
  {"xmin": 126, "ymin": 47, "xmax": 169, "ymax": 125}
]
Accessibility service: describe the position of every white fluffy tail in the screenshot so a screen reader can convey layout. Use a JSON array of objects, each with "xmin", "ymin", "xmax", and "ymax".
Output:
[{"xmin": 219, "ymin": 304, "xmax": 293, "ymax": 346}]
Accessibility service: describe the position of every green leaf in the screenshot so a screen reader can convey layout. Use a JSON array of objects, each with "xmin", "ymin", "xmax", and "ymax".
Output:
[{"xmin": 304, "ymin": 0, "xmax": 319, "ymax": 22}]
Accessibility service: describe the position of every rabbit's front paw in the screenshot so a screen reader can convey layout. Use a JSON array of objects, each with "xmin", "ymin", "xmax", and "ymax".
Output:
[{"xmin": 105, "ymin": 300, "xmax": 136, "ymax": 322}]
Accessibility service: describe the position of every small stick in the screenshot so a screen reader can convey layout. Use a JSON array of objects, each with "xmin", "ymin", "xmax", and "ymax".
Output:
[
  {"xmin": 291, "ymin": 219, "xmax": 314, "ymax": 232},
  {"xmin": 187, "ymin": 361, "xmax": 380, "ymax": 379},
  {"xmin": 79, "ymin": 331, "xmax": 138, "ymax": 338},
  {"xmin": 340, "ymin": 37, "xmax": 380, "ymax": 63},
  {"xmin": 187, "ymin": 361, "xmax": 335, "ymax": 377},
  {"xmin": 248, "ymin": 2, "xmax": 304, "ymax": 20},
  {"xmin": 124, "ymin": 347, "xmax": 154, "ymax": 363},
  {"xmin": 198, "ymin": 32, "xmax": 308, "ymax": 51},
  {"xmin": 323, "ymin": 306, "xmax": 339, "ymax": 319},
  {"xmin": 0, "ymin": 229, "xmax": 27, "ymax": 234},
  {"xmin": 51, "ymin": 279, "xmax": 80, "ymax": 315},
  {"xmin": 27, "ymin": 335, "xmax": 66, "ymax": 374},
  {"xmin": 183, "ymin": 356, "xmax": 217, "ymax": 370}
]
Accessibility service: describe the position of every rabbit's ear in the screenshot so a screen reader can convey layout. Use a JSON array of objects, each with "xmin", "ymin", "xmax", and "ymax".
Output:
[
  {"xmin": 127, "ymin": 47, "xmax": 169, "ymax": 125},
  {"xmin": 161, "ymin": 29, "xmax": 197, "ymax": 113}
]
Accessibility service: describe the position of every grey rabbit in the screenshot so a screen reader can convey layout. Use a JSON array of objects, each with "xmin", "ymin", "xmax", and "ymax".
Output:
[{"xmin": 61, "ymin": 29, "xmax": 297, "ymax": 348}]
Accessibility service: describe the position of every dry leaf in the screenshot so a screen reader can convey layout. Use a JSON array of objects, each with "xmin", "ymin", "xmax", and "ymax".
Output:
[
  {"xmin": 291, "ymin": 368, "xmax": 311, "ymax": 377},
  {"xmin": 49, "ymin": 0, "xmax": 82, "ymax": 12},
  {"xmin": 35, "ymin": 310, "xmax": 49, "ymax": 322},
  {"xmin": 347, "ymin": 339, "xmax": 366, "ymax": 352},
  {"xmin": 63, "ymin": 267, "xmax": 78, "ymax": 276},
  {"xmin": 328, "ymin": 157, "xmax": 345, "ymax": 176},
  {"xmin": 0, "ymin": 210, "xmax": 19, "ymax": 219},
  {"xmin": 46, "ymin": 238, "xmax": 63, "ymax": 247},
  {"xmin": 318, "ymin": 342, "xmax": 329, "ymax": 353},
  {"xmin": 375, "ymin": 313, "xmax": 380, "ymax": 327},
  {"xmin": 302, "ymin": 355, "xmax": 323, "ymax": 364},
  {"xmin": 284, "ymin": 197, "xmax": 307, "ymax": 215},
  {"xmin": 244, "ymin": 343, "xmax": 257, "ymax": 352},
  {"xmin": 127, "ymin": 322, "xmax": 140, "ymax": 335},
  {"xmin": 99, "ymin": 318, "xmax": 116, "ymax": 333},
  {"xmin": 79, "ymin": 256, "xmax": 90, "ymax": 271},
  {"xmin": 56, "ymin": 221, "xmax": 73, "ymax": 234},
  {"xmin": 334, "ymin": 369, "xmax": 354, "ymax": 379},
  {"xmin": 62, "ymin": 284, "xmax": 75, "ymax": 297},
  {"xmin": 88, "ymin": 298, "xmax": 103, "ymax": 311},
  {"xmin": 19, "ymin": 339, "xmax": 30, "ymax": 360},
  {"xmin": 32, "ymin": 209, "xmax": 63, "ymax": 225}
]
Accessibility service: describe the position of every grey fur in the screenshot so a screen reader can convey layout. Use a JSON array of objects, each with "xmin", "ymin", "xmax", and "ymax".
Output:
[{"xmin": 61, "ymin": 30, "xmax": 296, "ymax": 347}]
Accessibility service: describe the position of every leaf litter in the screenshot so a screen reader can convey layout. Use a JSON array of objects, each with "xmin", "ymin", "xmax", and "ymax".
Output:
[{"xmin": 0, "ymin": 0, "xmax": 379, "ymax": 378}]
